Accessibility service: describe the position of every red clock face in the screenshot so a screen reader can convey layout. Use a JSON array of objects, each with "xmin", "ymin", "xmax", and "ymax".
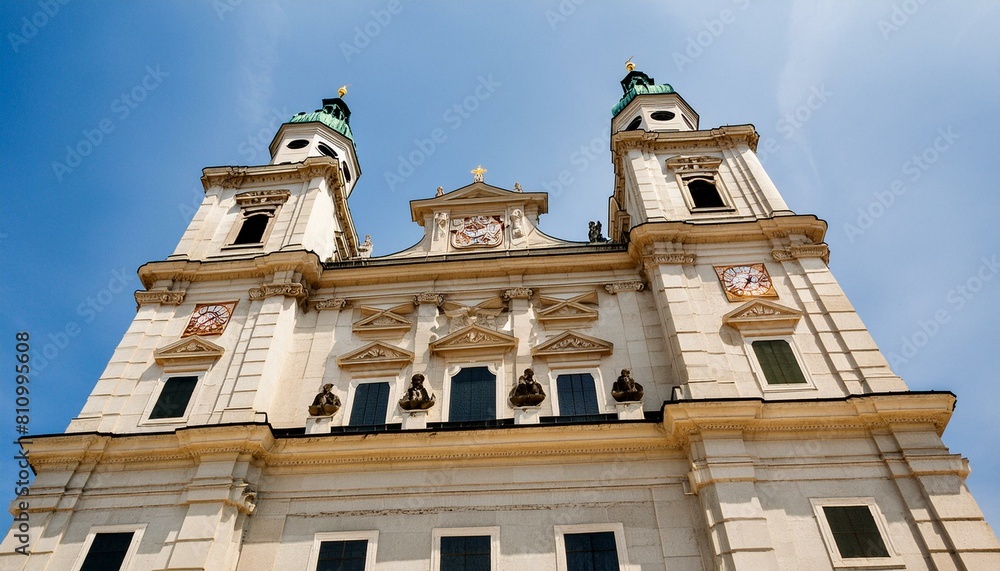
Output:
[
  {"xmin": 183, "ymin": 302, "xmax": 237, "ymax": 336},
  {"xmin": 714, "ymin": 264, "xmax": 777, "ymax": 301}
]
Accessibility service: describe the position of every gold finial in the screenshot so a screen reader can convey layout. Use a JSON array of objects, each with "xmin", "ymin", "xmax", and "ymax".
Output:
[
  {"xmin": 338, "ymin": 85, "xmax": 349, "ymax": 97},
  {"xmin": 625, "ymin": 57, "xmax": 635, "ymax": 72},
  {"xmin": 471, "ymin": 165, "xmax": 487, "ymax": 182}
]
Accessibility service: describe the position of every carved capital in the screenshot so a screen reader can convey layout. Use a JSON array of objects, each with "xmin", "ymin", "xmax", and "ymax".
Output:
[
  {"xmin": 770, "ymin": 249, "xmax": 795, "ymax": 261},
  {"xmin": 249, "ymin": 283, "xmax": 307, "ymax": 301},
  {"xmin": 645, "ymin": 253, "xmax": 696, "ymax": 266},
  {"xmin": 134, "ymin": 290, "xmax": 186, "ymax": 306},
  {"xmin": 771, "ymin": 244, "xmax": 830, "ymax": 264},
  {"xmin": 501, "ymin": 287, "xmax": 533, "ymax": 300},
  {"xmin": 604, "ymin": 281, "xmax": 645, "ymax": 295},
  {"xmin": 314, "ymin": 298, "xmax": 348, "ymax": 311},
  {"xmin": 414, "ymin": 292, "xmax": 445, "ymax": 306}
]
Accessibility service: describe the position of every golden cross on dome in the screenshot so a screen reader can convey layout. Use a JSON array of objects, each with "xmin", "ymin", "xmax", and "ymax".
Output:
[{"xmin": 471, "ymin": 165, "xmax": 487, "ymax": 182}]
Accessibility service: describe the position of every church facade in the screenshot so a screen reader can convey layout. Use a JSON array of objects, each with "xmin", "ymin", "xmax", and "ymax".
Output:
[{"xmin": 4, "ymin": 67, "xmax": 998, "ymax": 570}]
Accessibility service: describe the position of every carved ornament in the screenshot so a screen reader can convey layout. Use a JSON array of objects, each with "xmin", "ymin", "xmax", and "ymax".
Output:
[
  {"xmin": 234, "ymin": 189, "xmax": 291, "ymax": 207},
  {"xmin": 502, "ymin": 287, "xmax": 533, "ymax": 300},
  {"xmin": 604, "ymin": 281, "xmax": 645, "ymax": 295},
  {"xmin": 722, "ymin": 300, "xmax": 803, "ymax": 336},
  {"xmin": 337, "ymin": 341, "xmax": 414, "ymax": 371},
  {"xmin": 536, "ymin": 292, "xmax": 598, "ymax": 329},
  {"xmin": 135, "ymin": 290, "xmax": 186, "ymax": 306},
  {"xmin": 531, "ymin": 330, "xmax": 613, "ymax": 359},
  {"xmin": 313, "ymin": 298, "xmax": 348, "ymax": 311},
  {"xmin": 154, "ymin": 335, "xmax": 224, "ymax": 370},
  {"xmin": 428, "ymin": 324, "xmax": 517, "ymax": 357},
  {"xmin": 771, "ymin": 244, "xmax": 830, "ymax": 265},
  {"xmin": 414, "ymin": 292, "xmax": 445, "ymax": 307},
  {"xmin": 249, "ymin": 283, "xmax": 307, "ymax": 301},
  {"xmin": 352, "ymin": 308, "xmax": 413, "ymax": 338}
]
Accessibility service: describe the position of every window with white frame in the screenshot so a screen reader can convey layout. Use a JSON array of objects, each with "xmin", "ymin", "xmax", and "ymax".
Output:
[
  {"xmin": 431, "ymin": 527, "xmax": 499, "ymax": 571},
  {"xmin": 446, "ymin": 366, "xmax": 498, "ymax": 422},
  {"xmin": 554, "ymin": 524, "xmax": 628, "ymax": 571},
  {"xmin": 224, "ymin": 189, "xmax": 290, "ymax": 248},
  {"xmin": 306, "ymin": 531, "xmax": 379, "ymax": 571},
  {"xmin": 665, "ymin": 155, "xmax": 734, "ymax": 212},
  {"xmin": 811, "ymin": 498, "xmax": 903, "ymax": 569},
  {"xmin": 745, "ymin": 337, "xmax": 814, "ymax": 391},
  {"xmin": 141, "ymin": 374, "xmax": 202, "ymax": 424},
  {"xmin": 71, "ymin": 525, "xmax": 145, "ymax": 571}
]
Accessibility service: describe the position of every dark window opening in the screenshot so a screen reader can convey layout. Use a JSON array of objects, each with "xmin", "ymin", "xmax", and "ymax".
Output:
[
  {"xmin": 342, "ymin": 163, "xmax": 352, "ymax": 183},
  {"xmin": 687, "ymin": 178, "xmax": 726, "ymax": 208},
  {"xmin": 233, "ymin": 213, "xmax": 270, "ymax": 245},
  {"xmin": 316, "ymin": 539, "xmax": 368, "ymax": 571},
  {"xmin": 149, "ymin": 376, "xmax": 198, "ymax": 419},
  {"xmin": 624, "ymin": 116, "xmax": 642, "ymax": 131},
  {"xmin": 823, "ymin": 505, "xmax": 890, "ymax": 559},
  {"xmin": 557, "ymin": 373, "xmax": 599, "ymax": 417},
  {"xmin": 318, "ymin": 143, "xmax": 338, "ymax": 158},
  {"xmin": 440, "ymin": 535, "xmax": 491, "ymax": 571},
  {"xmin": 564, "ymin": 531, "xmax": 620, "ymax": 571},
  {"xmin": 449, "ymin": 367, "xmax": 496, "ymax": 422},
  {"xmin": 650, "ymin": 110, "xmax": 675, "ymax": 121},
  {"xmin": 349, "ymin": 382, "xmax": 390, "ymax": 426},
  {"xmin": 286, "ymin": 139, "xmax": 309, "ymax": 149},
  {"xmin": 80, "ymin": 532, "xmax": 134, "ymax": 571},
  {"xmin": 752, "ymin": 340, "xmax": 807, "ymax": 385}
]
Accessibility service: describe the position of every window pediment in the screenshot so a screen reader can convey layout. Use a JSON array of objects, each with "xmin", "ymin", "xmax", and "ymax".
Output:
[
  {"xmin": 531, "ymin": 331, "xmax": 613, "ymax": 359},
  {"xmin": 429, "ymin": 324, "xmax": 517, "ymax": 357},
  {"xmin": 154, "ymin": 336, "xmax": 224, "ymax": 371},
  {"xmin": 723, "ymin": 300, "xmax": 802, "ymax": 336},
  {"xmin": 537, "ymin": 292, "xmax": 599, "ymax": 329},
  {"xmin": 352, "ymin": 307, "xmax": 413, "ymax": 338},
  {"xmin": 337, "ymin": 341, "xmax": 414, "ymax": 371}
]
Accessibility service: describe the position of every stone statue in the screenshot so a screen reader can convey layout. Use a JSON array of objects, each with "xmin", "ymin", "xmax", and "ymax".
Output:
[
  {"xmin": 588, "ymin": 221, "xmax": 607, "ymax": 243},
  {"xmin": 308, "ymin": 383, "xmax": 342, "ymax": 416},
  {"xmin": 611, "ymin": 368, "xmax": 644, "ymax": 402},
  {"xmin": 510, "ymin": 209, "xmax": 524, "ymax": 239},
  {"xmin": 509, "ymin": 368, "xmax": 546, "ymax": 407},
  {"xmin": 358, "ymin": 234, "xmax": 373, "ymax": 258},
  {"xmin": 513, "ymin": 182, "xmax": 523, "ymax": 193},
  {"xmin": 398, "ymin": 373, "xmax": 436, "ymax": 411}
]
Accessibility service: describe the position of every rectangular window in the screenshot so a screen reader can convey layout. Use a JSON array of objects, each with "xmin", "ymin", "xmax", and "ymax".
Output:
[
  {"xmin": 751, "ymin": 339, "xmax": 807, "ymax": 385},
  {"xmin": 823, "ymin": 506, "xmax": 890, "ymax": 559},
  {"xmin": 556, "ymin": 373, "xmax": 599, "ymax": 417},
  {"xmin": 79, "ymin": 532, "xmax": 135, "ymax": 571},
  {"xmin": 316, "ymin": 539, "xmax": 368, "ymax": 571},
  {"xmin": 149, "ymin": 376, "xmax": 198, "ymax": 419},
  {"xmin": 440, "ymin": 535, "xmax": 491, "ymax": 571},
  {"xmin": 349, "ymin": 382, "xmax": 390, "ymax": 426},
  {"xmin": 563, "ymin": 532, "xmax": 620, "ymax": 571},
  {"xmin": 449, "ymin": 367, "xmax": 496, "ymax": 422}
]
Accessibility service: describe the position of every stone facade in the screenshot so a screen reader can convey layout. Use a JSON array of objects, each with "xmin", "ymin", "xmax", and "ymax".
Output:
[{"xmin": 3, "ymin": 67, "xmax": 998, "ymax": 570}]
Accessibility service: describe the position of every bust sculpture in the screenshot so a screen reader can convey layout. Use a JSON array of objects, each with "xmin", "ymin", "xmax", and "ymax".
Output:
[
  {"xmin": 308, "ymin": 383, "xmax": 342, "ymax": 416},
  {"xmin": 611, "ymin": 368, "xmax": 644, "ymax": 402},
  {"xmin": 509, "ymin": 368, "xmax": 546, "ymax": 407},
  {"xmin": 398, "ymin": 373, "xmax": 436, "ymax": 411}
]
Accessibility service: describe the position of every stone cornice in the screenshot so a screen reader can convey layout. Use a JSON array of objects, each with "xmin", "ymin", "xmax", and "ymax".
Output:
[
  {"xmin": 663, "ymin": 392, "xmax": 956, "ymax": 442},
  {"xmin": 627, "ymin": 216, "xmax": 828, "ymax": 257},
  {"xmin": 138, "ymin": 250, "xmax": 323, "ymax": 291},
  {"xmin": 611, "ymin": 124, "xmax": 760, "ymax": 157},
  {"xmin": 201, "ymin": 157, "xmax": 342, "ymax": 191}
]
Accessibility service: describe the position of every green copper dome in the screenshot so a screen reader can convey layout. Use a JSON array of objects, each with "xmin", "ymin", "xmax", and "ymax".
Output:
[
  {"xmin": 290, "ymin": 97, "xmax": 354, "ymax": 141},
  {"xmin": 612, "ymin": 69, "xmax": 675, "ymax": 117}
]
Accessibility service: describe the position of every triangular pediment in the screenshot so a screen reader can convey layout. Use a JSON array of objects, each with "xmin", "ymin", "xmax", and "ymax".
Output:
[
  {"xmin": 531, "ymin": 331, "xmax": 613, "ymax": 359},
  {"xmin": 352, "ymin": 307, "xmax": 413, "ymax": 338},
  {"xmin": 723, "ymin": 300, "xmax": 803, "ymax": 336},
  {"xmin": 428, "ymin": 324, "xmax": 517, "ymax": 356},
  {"xmin": 337, "ymin": 341, "xmax": 414, "ymax": 370},
  {"xmin": 410, "ymin": 182, "xmax": 548, "ymax": 222},
  {"xmin": 537, "ymin": 292, "xmax": 599, "ymax": 329},
  {"xmin": 154, "ymin": 336, "xmax": 224, "ymax": 370}
]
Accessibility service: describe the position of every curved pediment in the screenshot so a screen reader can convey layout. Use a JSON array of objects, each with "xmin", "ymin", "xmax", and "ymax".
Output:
[
  {"xmin": 722, "ymin": 300, "xmax": 803, "ymax": 336},
  {"xmin": 428, "ymin": 324, "xmax": 517, "ymax": 357},
  {"xmin": 154, "ymin": 336, "xmax": 224, "ymax": 371}
]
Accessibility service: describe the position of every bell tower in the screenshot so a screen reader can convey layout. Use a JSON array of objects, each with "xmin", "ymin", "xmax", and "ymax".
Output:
[{"xmin": 169, "ymin": 88, "xmax": 363, "ymax": 264}]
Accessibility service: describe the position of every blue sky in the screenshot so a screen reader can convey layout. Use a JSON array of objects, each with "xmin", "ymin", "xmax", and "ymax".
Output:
[{"xmin": 2, "ymin": 0, "xmax": 999, "ymax": 532}]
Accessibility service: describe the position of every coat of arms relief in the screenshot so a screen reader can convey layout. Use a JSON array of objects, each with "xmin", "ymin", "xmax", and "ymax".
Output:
[{"xmin": 451, "ymin": 215, "xmax": 504, "ymax": 248}]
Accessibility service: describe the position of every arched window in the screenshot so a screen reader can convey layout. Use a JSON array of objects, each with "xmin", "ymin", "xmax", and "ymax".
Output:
[
  {"xmin": 687, "ymin": 178, "xmax": 726, "ymax": 208},
  {"xmin": 624, "ymin": 116, "xmax": 642, "ymax": 131},
  {"xmin": 233, "ymin": 213, "xmax": 270, "ymax": 245}
]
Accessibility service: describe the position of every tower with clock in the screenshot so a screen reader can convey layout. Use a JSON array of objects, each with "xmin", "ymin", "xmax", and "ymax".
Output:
[{"xmin": 4, "ymin": 65, "xmax": 997, "ymax": 571}]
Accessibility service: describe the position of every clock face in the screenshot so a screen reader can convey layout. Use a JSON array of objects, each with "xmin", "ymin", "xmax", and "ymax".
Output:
[
  {"xmin": 182, "ymin": 302, "xmax": 237, "ymax": 337},
  {"xmin": 714, "ymin": 264, "xmax": 778, "ymax": 301}
]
